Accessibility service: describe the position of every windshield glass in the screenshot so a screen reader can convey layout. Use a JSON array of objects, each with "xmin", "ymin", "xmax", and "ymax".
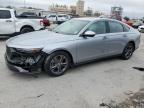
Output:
[{"xmin": 53, "ymin": 19, "xmax": 89, "ymax": 35}]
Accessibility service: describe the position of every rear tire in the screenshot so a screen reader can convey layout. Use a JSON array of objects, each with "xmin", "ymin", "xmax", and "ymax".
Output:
[
  {"xmin": 44, "ymin": 51, "xmax": 71, "ymax": 77},
  {"xmin": 20, "ymin": 27, "xmax": 34, "ymax": 34},
  {"xmin": 121, "ymin": 42, "xmax": 135, "ymax": 60}
]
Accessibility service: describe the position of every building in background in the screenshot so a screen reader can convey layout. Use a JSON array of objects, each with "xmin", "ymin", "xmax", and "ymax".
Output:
[
  {"xmin": 76, "ymin": 0, "xmax": 84, "ymax": 16},
  {"xmin": 94, "ymin": 11, "xmax": 104, "ymax": 17},
  {"xmin": 70, "ymin": 5, "xmax": 77, "ymax": 15},
  {"xmin": 111, "ymin": 6, "xmax": 123, "ymax": 21},
  {"xmin": 49, "ymin": 4, "xmax": 70, "ymax": 14},
  {"xmin": 84, "ymin": 7, "xmax": 93, "ymax": 16}
]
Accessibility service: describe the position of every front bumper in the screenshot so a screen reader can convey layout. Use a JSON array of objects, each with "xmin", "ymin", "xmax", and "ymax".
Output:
[{"xmin": 5, "ymin": 49, "xmax": 47, "ymax": 74}]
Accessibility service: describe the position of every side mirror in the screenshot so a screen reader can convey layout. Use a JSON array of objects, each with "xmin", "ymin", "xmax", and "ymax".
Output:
[{"xmin": 82, "ymin": 31, "xmax": 96, "ymax": 37}]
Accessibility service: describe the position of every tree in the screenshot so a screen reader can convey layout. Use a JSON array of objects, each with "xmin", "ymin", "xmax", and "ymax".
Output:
[{"xmin": 124, "ymin": 16, "xmax": 130, "ymax": 21}]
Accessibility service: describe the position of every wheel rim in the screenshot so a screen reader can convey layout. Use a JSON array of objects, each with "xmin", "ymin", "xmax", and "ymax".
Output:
[
  {"xmin": 50, "ymin": 55, "xmax": 68, "ymax": 74},
  {"xmin": 124, "ymin": 44, "xmax": 134, "ymax": 59}
]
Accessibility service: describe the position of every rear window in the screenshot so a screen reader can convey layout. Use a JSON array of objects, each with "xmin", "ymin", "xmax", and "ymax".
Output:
[{"xmin": 0, "ymin": 10, "xmax": 11, "ymax": 19}]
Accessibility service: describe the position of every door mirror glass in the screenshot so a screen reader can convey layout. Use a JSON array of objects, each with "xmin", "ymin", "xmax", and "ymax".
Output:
[{"xmin": 83, "ymin": 31, "xmax": 96, "ymax": 37}]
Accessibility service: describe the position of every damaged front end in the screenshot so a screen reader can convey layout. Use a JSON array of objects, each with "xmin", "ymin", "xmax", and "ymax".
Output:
[{"xmin": 5, "ymin": 46, "xmax": 47, "ymax": 74}]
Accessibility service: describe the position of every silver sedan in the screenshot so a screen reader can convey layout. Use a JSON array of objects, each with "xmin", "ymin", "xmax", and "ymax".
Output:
[{"xmin": 5, "ymin": 18, "xmax": 141, "ymax": 76}]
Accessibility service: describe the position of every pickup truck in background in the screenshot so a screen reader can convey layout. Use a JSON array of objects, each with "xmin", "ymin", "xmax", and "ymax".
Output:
[{"xmin": 0, "ymin": 8, "xmax": 50, "ymax": 37}]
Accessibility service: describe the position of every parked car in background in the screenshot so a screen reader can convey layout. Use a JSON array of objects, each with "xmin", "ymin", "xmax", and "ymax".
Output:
[
  {"xmin": 122, "ymin": 18, "xmax": 133, "ymax": 26},
  {"xmin": 47, "ymin": 14, "xmax": 71, "ymax": 24},
  {"xmin": 0, "ymin": 8, "xmax": 50, "ymax": 37},
  {"xmin": 138, "ymin": 25, "xmax": 144, "ymax": 32},
  {"xmin": 5, "ymin": 18, "xmax": 140, "ymax": 77},
  {"xmin": 132, "ymin": 20, "xmax": 143, "ymax": 29}
]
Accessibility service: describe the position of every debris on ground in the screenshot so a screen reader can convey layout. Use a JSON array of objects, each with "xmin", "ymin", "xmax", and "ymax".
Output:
[
  {"xmin": 26, "ymin": 93, "xmax": 44, "ymax": 99},
  {"xmin": 100, "ymin": 89, "xmax": 144, "ymax": 108},
  {"xmin": 124, "ymin": 90, "xmax": 134, "ymax": 96},
  {"xmin": 36, "ymin": 94, "xmax": 44, "ymax": 98},
  {"xmin": 133, "ymin": 67, "xmax": 144, "ymax": 71}
]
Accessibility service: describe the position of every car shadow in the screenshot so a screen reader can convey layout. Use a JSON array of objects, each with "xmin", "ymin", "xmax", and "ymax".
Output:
[{"xmin": 68, "ymin": 56, "xmax": 120, "ymax": 73}]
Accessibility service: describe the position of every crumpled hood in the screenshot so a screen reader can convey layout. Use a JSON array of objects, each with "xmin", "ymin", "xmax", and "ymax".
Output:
[{"xmin": 6, "ymin": 30, "xmax": 76, "ymax": 49}]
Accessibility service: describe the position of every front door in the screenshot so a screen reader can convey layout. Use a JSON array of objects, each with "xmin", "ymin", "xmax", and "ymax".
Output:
[{"xmin": 77, "ymin": 21, "xmax": 108, "ymax": 62}]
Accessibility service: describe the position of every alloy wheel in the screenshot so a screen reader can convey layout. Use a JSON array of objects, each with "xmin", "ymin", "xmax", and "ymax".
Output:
[
  {"xmin": 123, "ymin": 43, "xmax": 134, "ymax": 59},
  {"xmin": 50, "ymin": 55, "xmax": 68, "ymax": 75}
]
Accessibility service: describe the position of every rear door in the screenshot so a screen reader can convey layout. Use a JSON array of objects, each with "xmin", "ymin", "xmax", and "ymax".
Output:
[
  {"xmin": 0, "ymin": 10, "xmax": 15, "ymax": 35},
  {"xmin": 103, "ymin": 21, "xmax": 129, "ymax": 55}
]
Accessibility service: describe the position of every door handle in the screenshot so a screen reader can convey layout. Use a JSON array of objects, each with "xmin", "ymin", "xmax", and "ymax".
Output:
[
  {"xmin": 103, "ymin": 36, "xmax": 108, "ymax": 40},
  {"xmin": 5, "ymin": 20, "xmax": 12, "ymax": 22}
]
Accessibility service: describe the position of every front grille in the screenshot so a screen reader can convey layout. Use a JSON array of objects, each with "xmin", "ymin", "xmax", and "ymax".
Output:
[{"xmin": 6, "ymin": 46, "xmax": 41, "ymax": 66}]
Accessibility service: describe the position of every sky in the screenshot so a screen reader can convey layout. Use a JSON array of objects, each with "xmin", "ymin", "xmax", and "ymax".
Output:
[{"xmin": 0, "ymin": 0, "xmax": 144, "ymax": 18}]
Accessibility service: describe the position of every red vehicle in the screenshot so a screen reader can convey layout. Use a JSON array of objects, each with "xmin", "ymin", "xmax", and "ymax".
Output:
[{"xmin": 122, "ymin": 18, "xmax": 133, "ymax": 26}]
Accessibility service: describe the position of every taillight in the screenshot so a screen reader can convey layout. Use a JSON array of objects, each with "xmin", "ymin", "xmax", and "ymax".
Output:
[
  {"xmin": 40, "ymin": 20, "xmax": 43, "ymax": 26},
  {"xmin": 40, "ymin": 19, "xmax": 50, "ymax": 27}
]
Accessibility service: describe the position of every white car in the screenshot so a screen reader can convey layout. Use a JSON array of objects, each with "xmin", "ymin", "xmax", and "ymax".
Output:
[
  {"xmin": 0, "ymin": 8, "xmax": 49, "ymax": 37},
  {"xmin": 47, "ymin": 14, "xmax": 71, "ymax": 24},
  {"xmin": 138, "ymin": 25, "xmax": 144, "ymax": 33}
]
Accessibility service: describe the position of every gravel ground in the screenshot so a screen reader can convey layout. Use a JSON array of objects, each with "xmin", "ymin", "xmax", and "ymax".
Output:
[{"xmin": 0, "ymin": 33, "xmax": 144, "ymax": 108}]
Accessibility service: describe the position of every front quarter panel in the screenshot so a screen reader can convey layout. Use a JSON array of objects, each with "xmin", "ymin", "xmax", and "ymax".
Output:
[{"xmin": 42, "ymin": 40, "xmax": 78, "ymax": 63}]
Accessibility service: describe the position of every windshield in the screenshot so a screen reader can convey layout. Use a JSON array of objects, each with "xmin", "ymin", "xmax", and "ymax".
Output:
[{"xmin": 53, "ymin": 19, "xmax": 89, "ymax": 35}]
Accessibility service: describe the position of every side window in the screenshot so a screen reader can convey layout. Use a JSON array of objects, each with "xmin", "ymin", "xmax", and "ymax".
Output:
[
  {"xmin": 86, "ymin": 21, "xmax": 106, "ymax": 34},
  {"xmin": 0, "ymin": 10, "xmax": 11, "ymax": 19},
  {"xmin": 123, "ymin": 25, "xmax": 130, "ymax": 32},
  {"xmin": 109, "ymin": 21, "xmax": 124, "ymax": 33}
]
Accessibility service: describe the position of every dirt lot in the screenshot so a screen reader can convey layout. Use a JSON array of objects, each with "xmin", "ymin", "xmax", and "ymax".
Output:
[{"xmin": 0, "ymin": 33, "xmax": 144, "ymax": 108}]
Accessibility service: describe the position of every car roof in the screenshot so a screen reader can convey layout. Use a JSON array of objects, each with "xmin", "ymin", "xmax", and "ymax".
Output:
[
  {"xmin": 74, "ymin": 17, "xmax": 121, "ymax": 22},
  {"xmin": 74, "ymin": 17, "xmax": 105, "ymax": 21}
]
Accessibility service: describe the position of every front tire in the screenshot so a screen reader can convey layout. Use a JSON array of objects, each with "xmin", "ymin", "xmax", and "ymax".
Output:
[
  {"xmin": 121, "ymin": 42, "xmax": 135, "ymax": 60},
  {"xmin": 44, "ymin": 51, "xmax": 71, "ymax": 77}
]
